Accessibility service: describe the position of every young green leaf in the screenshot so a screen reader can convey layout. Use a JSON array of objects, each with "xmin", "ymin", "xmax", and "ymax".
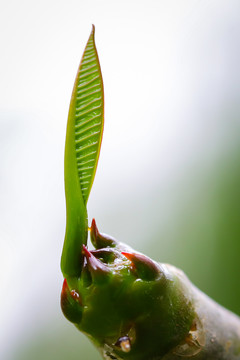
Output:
[
  {"xmin": 61, "ymin": 25, "xmax": 104, "ymax": 279},
  {"xmin": 72, "ymin": 25, "xmax": 104, "ymax": 204}
]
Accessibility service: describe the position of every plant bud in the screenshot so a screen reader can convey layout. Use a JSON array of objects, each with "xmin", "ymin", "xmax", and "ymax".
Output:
[
  {"xmin": 61, "ymin": 279, "xmax": 83, "ymax": 323},
  {"xmin": 90, "ymin": 218, "xmax": 117, "ymax": 249},
  {"xmin": 122, "ymin": 251, "xmax": 160, "ymax": 281},
  {"xmin": 82, "ymin": 245, "xmax": 111, "ymax": 284}
]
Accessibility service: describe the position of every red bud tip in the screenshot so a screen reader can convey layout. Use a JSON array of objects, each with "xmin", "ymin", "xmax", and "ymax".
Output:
[
  {"xmin": 61, "ymin": 278, "xmax": 68, "ymax": 293},
  {"xmin": 121, "ymin": 252, "xmax": 133, "ymax": 261},
  {"xmin": 82, "ymin": 244, "xmax": 92, "ymax": 258},
  {"xmin": 90, "ymin": 218, "xmax": 117, "ymax": 249},
  {"xmin": 61, "ymin": 279, "xmax": 82, "ymax": 304},
  {"xmin": 91, "ymin": 218, "xmax": 99, "ymax": 237},
  {"xmin": 122, "ymin": 252, "xmax": 159, "ymax": 281},
  {"xmin": 83, "ymin": 244, "xmax": 111, "ymax": 283},
  {"xmin": 61, "ymin": 279, "xmax": 83, "ymax": 323}
]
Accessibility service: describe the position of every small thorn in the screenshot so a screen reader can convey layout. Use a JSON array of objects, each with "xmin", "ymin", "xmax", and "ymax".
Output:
[
  {"xmin": 122, "ymin": 252, "xmax": 159, "ymax": 281},
  {"xmin": 83, "ymin": 245, "xmax": 111, "ymax": 283},
  {"xmin": 90, "ymin": 219, "xmax": 117, "ymax": 249},
  {"xmin": 115, "ymin": 336, "xmax": 131, "ymax": 353},
  {"xmin": 82, "ymin": 244, "xmax": 91, "ymax": 258},
  {"xmin": 61, "ymin": 279, "xmax": 83, "ymax": 324}
]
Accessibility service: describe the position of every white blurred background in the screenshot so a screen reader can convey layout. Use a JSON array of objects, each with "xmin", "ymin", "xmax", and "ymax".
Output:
[{"xmin": 1, "ymin": 1, "xmax": 240, "ymax": 359}]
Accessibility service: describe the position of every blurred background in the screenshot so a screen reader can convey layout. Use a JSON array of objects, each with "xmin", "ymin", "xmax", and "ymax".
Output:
[{"xmin": 1, "ymin": 0, "xmax": 240, "ymax": 359}]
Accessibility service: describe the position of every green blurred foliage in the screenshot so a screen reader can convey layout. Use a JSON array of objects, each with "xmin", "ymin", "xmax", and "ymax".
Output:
[
  {"xmin": 212, "ymin": 149, "xmax": 240, "ymax": 315},
  {"xmin": 148, "ymin": 140, "xmax": 240, "ymax": 317}
]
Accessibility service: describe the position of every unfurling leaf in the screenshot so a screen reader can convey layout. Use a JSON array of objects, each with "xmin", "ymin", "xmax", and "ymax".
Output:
[
  {"xmin": 61, "ymin": 25, "xmax": 104, "ymax": 278},
  {"xmin": 72, "ymin": 25, "xmax": 104, "ymax": 204}
]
